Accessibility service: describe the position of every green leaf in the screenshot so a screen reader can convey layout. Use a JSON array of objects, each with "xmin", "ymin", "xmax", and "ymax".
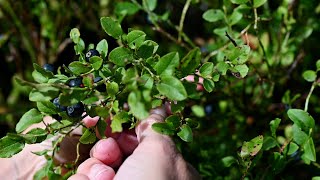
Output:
[
  {"xmin": 83, "ymin": 76, "xmax": 93, "ymax": 88},
  {"xmin": 137, "ymin": 40, "xmax": 159, "ymax": 58},
  {"xmin": 128, "ymin": 91, "xmax": 149, "ymax": 119},
  {"xmin": 221, "ymin": 156, "xmax": 237, "ymax": 167},
  {"xmin": 109, "ymin": 47, "xmax": 134, "ymax": 66},
  {"xmin": 90, "ymin": 56, "xmax": 103, "ymax": 70},
  {"xmin": 186, "ymin": 118, "xmax": 199, "ymax": 128},
  {"xmin": 180, "ymin": 48, "xmax": 201, "ymax": 76},
  {"xmin": 203, "ymin": 78, "xmax": 215, "ymax": 92},
  {"xmin": 214, "ymin": 26, "xmax": 228, "ymax": 37},
  {"xmin": 100, "ymin": 17, "xmax": 123, "ymax": 39},
  {"xmin": 240, "ymin": 135, "xmax": 263, "ymax": 158},
  {"xmin": 262, "ymin": 136, "xmax": 278, "ymax": 150},
  {"xmin": 288, "ymin": 109, "xmax": 315, "ymax": 132},
  {"xmin": 303, "ymin": 137, "xmax": 316, "ymax": 162},
  {"xmin": 157, "ymin": 76, "xmax": 187, "ymax": 101},
  {"xmin": 228, "ymin": 10, "xmax": 242, "ymax": 25},
  {"xmin": 59, "ymin": 88, "xmax": 88, "ymax": 106},
  {"xmin": 231, "ymin": 0, "xmax": 249, "ymax": 4},
  {"xmin": 127, "ymin": 30, "xmax": 146, "ymax": 49},
  {"xmin": 111, "ymin": 112, "xmax": 130, "ymax": 133},
  {"xmin": 115, "ymin": 2, "xmax": 140, "ymax": 16},
  {"xmin": 270, "ymin": 118, "xmax": 281, "ymax": 138},
  {"xmin": 68, "ymin": 62, "xmax": 92, "ymax": 75},
  {"xmin": 154, "ymin": 52, "xmax": 179, "ymax": 76},
  {"xmin": 17, "ymin": 128, "xmax": 48, "ymax": 144},
  {"xmin": 199, "ymin": 62, "xmax": 214, "ymax": 78},
  {"xmin": 302, "ymin": 70, "xmax": 317, "ymax": 82},
  {"xmin": 191, "ymin": 105, "xmax": 205, "ymax": 118},
  {"xmin": 36, "ymin": 101, "xmax": 58, "ymax": 115},
  {"xmin": 70, "ymin": 28, "xmax": 80, "ymax": 44},
  {"xmin": 74, "ymin": 38, "xmax": 85, "ymax": 55},
  {"xmin": 16, "ymin": 108, "xmax": 44, "ymax": 133},
  {"xmin": 216, "ymin": 61, "xmax": 229, "ymax": 75},
  {"xmin": 96, "ymin": 119, "xmax": 107, "ymax": 139},
  {"xmin": 96, "ymin": 39, "xmax": 108, "ymax": 58},
  {"xmin": 177, "ymin": 124, "xmax": 193, "ymax": 142},
  {"xmin": 143, "ymin": 0, "xmax": 157, "ymax": 11},
  {"xmin": 0, "ymin": 136, "xmax": 25, "ymax": 158},
  {"xmin": 234, "ymin": 64, "xmax": 249, "ymax": 78},
  {"xmin": 152, "ymin": 122, "xmax": 175, "ymax": 135},
  {"xmin": 29, "ymin": 87, "xmax": 59, "ymax": 102},
  {"xmin": 253, "ymin": 0, "xmax": 267, "ymax": 8},
  {"xmin": 165, "ymin": 115, "xmax": 180, "ymax": 128},
  {"xmin": 285, "ymin": 142, "xmax": 299, "ymax": 155},
  {"xmin": 106, "ymin": 82, "xmax": 119, "ymax": 97},
  {"xmin": 202, "ymin": 9, "xmax": 224, "ymax": 22},
  {"xmin": 79, "ymin": 128, "xmax": 96, "ymax": 144},
  {"xmin": 316, "ymin": 60, "xmax": 320, "ymax": 71},
  {"xmin": 226, "ymin": 45, "xmax": 251, "ymax": 64},
  {"xmin": 32, "ymin": 63, "xmax": 54, "ymax": 83},
  {"xmin": 292, "ymin": 124, "xmax": 309, "ymax": 145}
]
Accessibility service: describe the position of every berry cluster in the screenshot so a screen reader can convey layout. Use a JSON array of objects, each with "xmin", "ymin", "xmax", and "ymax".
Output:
[{"xmin": 41, "ymin": 49, "xmax": 102, "ymax": 120}]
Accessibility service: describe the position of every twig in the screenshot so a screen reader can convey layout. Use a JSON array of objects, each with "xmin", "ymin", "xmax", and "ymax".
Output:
[
  {"xmin": 178, "ymin": 0, "xmax": 192, "ymax": 42},
  {"xmin": 204, "ymin": 23, "xmax": 252, "ymax": 62},
  {"xmin": 74, "ymin": 142, "xmax": 81, "ymax": 165},
  {"xmin": 304, "ymin": 82, "xmax": 316, "ymax": 112},
  {"xmin": 225, "ymin": 31, "xmax": 238, "ymax": 47},
  {"xmin": 254, "ymin": 8, "xmax": 258, "ymax": 30},
  {"xmin": 152, "ymin": 27, "xmax": 191, "ymax": 50},
  {"xmin": 131, "ymin": 0, "xmax": 193, "ymax": 50}
]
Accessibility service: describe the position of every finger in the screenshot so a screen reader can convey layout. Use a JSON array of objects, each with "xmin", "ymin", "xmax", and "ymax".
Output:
[
  {"xmin": 135, "ymin": 107, "xmax": 167, "ymax": 143},
  {"xmin": 116, "ymin": 129, "xmax": 138, "ymax": 156},
  {"xmin": 68, "ymin": 174, "xmax": 89, "ymax": 180},
  {"xmin": 82, "ymin": 115, "xmax": 100, "ymax": 128},
  {"xmin": 90, "ymin": 138, "xmax": 123, "ymax": 168},
  {"xmin": 77, "ymin": 158, "xmax": 115, "ymax": 180}
]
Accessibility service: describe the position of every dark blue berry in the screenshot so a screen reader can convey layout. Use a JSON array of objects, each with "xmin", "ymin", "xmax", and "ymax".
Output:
[
  {"xmin": 94, "ymin": 76, "xmax": 103, "ymax": 83},
  {"xmin": 52, "ymin": 114, "xmax": 62, "ymax": 121},
  {"xmin": 67, "ymin": 102, "xmax": 84, "ymax": 118},
  {"xmin": 85, "ymin": 49, "xmax": 100, "ymax": 61},
  {"xmin": 204, "ymin": 104, "xmax": 213, "ymax": 116},
  {"xmin": 52, "ymin": 97, "xmax": 67, "ymax": 111},
  {"xmin": 93, "ymin": 76, "xmax": 106, "ymax": 92},
  {"xmin": 43, "ymin": 64, "xmax": 55, "ymax": 73},
  {"xmin": 68, "ymin": 77, "xmax": 83, "ymax": 87}
]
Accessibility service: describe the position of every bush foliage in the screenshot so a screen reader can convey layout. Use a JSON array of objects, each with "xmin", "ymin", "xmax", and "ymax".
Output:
[{"xmin": 1, "ymin": 0, "xmax": 320, "ymax": 179}]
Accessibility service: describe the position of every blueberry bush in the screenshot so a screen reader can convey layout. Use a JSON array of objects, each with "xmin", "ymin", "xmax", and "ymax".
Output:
[{"xmin": 1, "ymin": 0, "xmax": 320, "ymax": 179}]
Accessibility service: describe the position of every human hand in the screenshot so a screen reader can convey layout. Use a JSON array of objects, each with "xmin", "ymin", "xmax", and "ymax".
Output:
[{"xmin": 69, "ymin": 107, "xmax": 200, "ymax": 180}]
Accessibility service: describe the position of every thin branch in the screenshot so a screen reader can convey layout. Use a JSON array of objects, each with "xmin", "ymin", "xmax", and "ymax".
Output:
[
  {"xmin": 254, "ymin": 8, "xmax": 258, "ymax": 30},
  {"xmin": 178, "ymin": 0, "xmax": 192, "ymax": 42},
  {"xmin": 304, "ymin": 82, "xmax": 316, "ymax": 112},
  {"xmin": 225, "ymin": 31, "xmax": 238, "ymax": 47},
  {"xmin": 152, "ymin": 26, "xmax": 191, "ymax": 50},
  {"xmin": 204, "ymin": 23, "xmax": 252, "ymax": 62}
]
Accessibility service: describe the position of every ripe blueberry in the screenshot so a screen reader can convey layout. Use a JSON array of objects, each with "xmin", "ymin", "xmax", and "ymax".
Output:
[
  {"xmin": 94, "ymin": 76, "xmax": 103, "ymax": 83},
  {"xmin": 52, "ymin": 97, "xmax": 67, "ymax": 111},
  {"xmin": 67, "ymin": 102, "xmax": 84, "ymax": 118},
  {"xmin": 68, "ymin": 77, "xmax": 83, "ymax": 87},
  {"xmin": 85, "ymin": 49, "xmax": 100, "ymax": 61},
  {"xmin": 94, "ymin": 76, "xmax": 106, "ymax": 92},
  {"xmin": 43, "ymin": 63, "xmax": 55, "ymax": 73},
  {"xmin": 204, "ymin": 104, "xmax": 213, "ymax": 116},
  {"xmin": 52, "ymin": 114, "xmax": 62, "ymax": 121}
]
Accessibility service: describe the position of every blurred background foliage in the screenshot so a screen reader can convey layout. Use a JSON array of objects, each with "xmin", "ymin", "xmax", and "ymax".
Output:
[{"xmin": 1, "ymin": 0, "xmax": 320, "ymax": 179}]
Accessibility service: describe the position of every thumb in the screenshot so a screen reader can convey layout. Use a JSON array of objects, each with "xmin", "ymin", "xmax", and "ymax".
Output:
[{"xmin": 135, "ymin": 106, "xmax": 168, "ymax": 143}]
